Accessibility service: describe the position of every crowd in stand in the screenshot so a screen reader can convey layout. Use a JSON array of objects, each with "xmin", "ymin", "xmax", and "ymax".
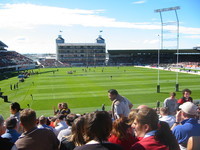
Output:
[
  {"xmin": 1, "ymin": 88, "xmax": 200, "ymax": 150},
  {"xmin": 38, "ymin": 59, "xmax": 69, "ymax": 68},
  {"xmin": 0, "ymin": 51, "xmax": 34, "ymax": 68}
]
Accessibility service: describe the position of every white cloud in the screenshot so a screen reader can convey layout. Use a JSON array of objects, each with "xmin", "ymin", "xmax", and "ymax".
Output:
[
  {"xmin": 132, "ymin": 1, "xmax": 146, "ymax": 4},
  {"xmin": 143, "ymin": 39, "xmax": 159, "ymax": 44},
  {"xmin": 183, "ymin": 35, "xmax": 200, "ymax": 39},
  {"xmin": 0, "ymin": 3, "xmax": 199, "ymax": 35},
  {"xmin": 14, "ymin": 36, "xmax": 28, "ymax": 42}
]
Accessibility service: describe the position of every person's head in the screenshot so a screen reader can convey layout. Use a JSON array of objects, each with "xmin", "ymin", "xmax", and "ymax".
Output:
[
  {"xmin": 170, "ymin": 92, "xmax": 176, "ymax": 98},
  {"xmin": 131, "ymin": 107, "xmax": 179, "ymax": 150},
  {"xmin": 0, "ymin": 115, "xmax": 5, "ymax": 135},
  {"xmin": 62, "ymin": 103, "xmax": 68, "ymax": 109},
  {"xmin": 58, "ymin": 103, "xmax": 63, "ymax": 109},
  {"xmin": 179, "ymin": 102, "xmax": 198, "ymax": 119},
  {"xmin": 66, "ymin": 114, "xmax": 78, "ymax": 126},
  {"xmin": 137, "ymin": 105, "xmax": 149, "ymax": 110},
  {"xmin": 111, "ymin": 117, "xmax": 131, "ymax": 140},
  {"xmin": 160, "ymin": 107, "xmax": 169, "ymax": 116},
  {"xmin": 182, "ymin": 89, "xmax": 192, "ymax": 98},
  {"xmin": 20, "ymin": 109, "xmax": 37, "ymax": 131},
  {"xmin": 39, "ymin": 116, "xmax": 47, "ymax": 125},
  {"xmin": 108, "ymin": 89, "xmax": 118, "ymax": 101},
  {"xmin": 56, "ymin": 114, "xmax": 65, "ymax": 122},
  {"xmin": 5, "ymin": 117, "xmax": 17, "ymax": 130},
  {"xmin": 69, "ymin": 116, "xmax": 86, "ymax": 146},
  {"xmin": 10, "ymin": 102, "xmax": 22, "ymax": 114},
  {"xmin": 131, "ymin": 107, "xmax": 158, "ymax": 137},
  {"xmin": 84, "ymin": 111, "xmax": 112, "ymax": 142}
]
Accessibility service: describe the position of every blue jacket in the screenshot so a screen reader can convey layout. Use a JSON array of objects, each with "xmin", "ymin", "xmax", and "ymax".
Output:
[
  {"xmin": 172, "ymin": 118, "xmax": 200, "ymax": 146},
  {"xmin": 1, "ymin": 129, "xmax": 21, "ymax": 143}
]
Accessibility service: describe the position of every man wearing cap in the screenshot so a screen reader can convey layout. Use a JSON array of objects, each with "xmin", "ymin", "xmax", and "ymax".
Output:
[{"xmin": 172, "ymin": 102, "xmax": 200, "ymax": 150}]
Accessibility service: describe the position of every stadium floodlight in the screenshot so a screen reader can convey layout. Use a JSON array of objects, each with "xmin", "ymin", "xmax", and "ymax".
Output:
[
  {"xmin": 154, "ymin": 6, "xmax": 180, "ymax": 92},
  {"xmin": 154, "ymin": 6, "xmax": 180, "ymax": 13}
]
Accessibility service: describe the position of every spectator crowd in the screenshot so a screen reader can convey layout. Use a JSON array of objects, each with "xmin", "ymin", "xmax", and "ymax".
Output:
[{"xmin": 1, "ymin": 88, "xmax": 200, "ymax": 150}]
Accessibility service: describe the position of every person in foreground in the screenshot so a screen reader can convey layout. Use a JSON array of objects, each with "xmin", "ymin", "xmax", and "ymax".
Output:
[
  {"xmin": 172, "ymin": 102, "xmax": 200, "ymax": 150},
  {"xmin": 130, "ymin": 107, "xmax": 180, "ymax": 150},
  {"xmin": 15, "ymin": 109, "xmax": 59, "ymax": 150},
  {"xmin": 74, "ymin": 111, "xmax": 123, "ymax": 150},
  {"xmin": 0, "ymin": 115, "xmax": 18, "ymax": 150},
  {"xmin": 108, "ymin": 117, "xmax": 138, "ymax": 150}
]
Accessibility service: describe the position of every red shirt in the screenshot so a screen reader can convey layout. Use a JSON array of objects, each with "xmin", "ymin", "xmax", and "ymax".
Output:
[
  {"xmin": 177, "ymin": 97, "xmax": 193, "ymax": 105},
  {"xmin": 131, "ymin": 136, "xmax": 169, "ymax": 150},
  {"xmin": 108, "ymin": 134, "xmax": 138, "ymax": 150}
]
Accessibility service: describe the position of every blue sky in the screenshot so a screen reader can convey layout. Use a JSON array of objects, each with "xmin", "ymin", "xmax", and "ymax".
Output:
[{"xmin": 0, "ymin": 0, "xmax": 199, "ymax": 53}]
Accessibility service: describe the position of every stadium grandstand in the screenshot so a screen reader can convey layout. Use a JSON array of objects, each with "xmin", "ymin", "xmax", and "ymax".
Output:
[
  {"xmin": 107, "ymin": 49, "xmax": 200, "ymax": 67},
  {"xmin": 56, "ymin": 35, "xmax": 106, "ymax": 67},
  {"xmin": 0, "ymin": 41, "xmax": 36, "ymax": 74},
  {"xmin": 37, "ymin": 58, "xmax": 69, "ymax": 68}
]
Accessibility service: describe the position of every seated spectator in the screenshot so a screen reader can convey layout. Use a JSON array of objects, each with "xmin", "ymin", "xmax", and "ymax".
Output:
[
  {"xmin": 108, "ymin": 117, "xmax": 138, "ymax": 150},
  {"xmin": 137, "ymin": 105, "xmax": 149, "ymax": 110},
  {"xmin": 15, "ymin": 109, "xmax": 59, "ymax": 150},
  {"xmin": 57, "ymin": 114, "xmax": 78, "ymax": 141},
  {"xmin": 54, "ymin": 103, "xmax": 63, "ymax": 115},
  {"xmin": 49, "ymin": 116, "xmax": 57, "ymax": 128},
  {"xmin": 61, "ymin": 103, "xmax": 71, "ymax": 116},
  {"xmin": 172, "ymin": 102, "xmax": 200, "ymax": 150},
  {"xmin": 159, "ymin": 107, "xmax": 175, "ymax": 127},
  {"xmin": 74, "ymin": 111, "xmax": 123, "ymax": 150},
  {"xmin": 130, "ymin": 107, "xmax": 179, "ymax": 150},
  {"xmin": 60, "ymin": 116, "xmax": 85, "ymax": 150},
  {"xmin": 163, "ymin": 92, "xmax": 178, "ymax": 115},
  {"xmin": 0, "ymin": 115, "xmax": 18, "ymax": 150},
  {"xmin": 177, "ymin": 89, "xmax": 193, "ymax": 107},
  {"xmin": 37, "ymin": 116, "xmax": 55, "ymax": 133},
  {"xmin": 1, "ymin": 117, "xmax": 20, "ymax": 143},
  {"xmin": 54, "ymin": 114, "xmax": 68, "ymax": 136}
]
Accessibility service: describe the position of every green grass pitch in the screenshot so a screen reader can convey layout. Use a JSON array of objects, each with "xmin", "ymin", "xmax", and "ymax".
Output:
[{"xmin": 0, "ymin": 66, "xmax": 200, "ymax": 118}]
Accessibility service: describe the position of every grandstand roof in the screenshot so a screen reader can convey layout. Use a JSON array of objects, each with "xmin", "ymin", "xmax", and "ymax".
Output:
[
  {"xmin": 56, "ymin": 35, "xmax": 64, "ymax": 41},
  {"xmin": 57, "ymin": 43, "xmax": 106, "ymax": 46},
  {"xmin": 107, "ymin": 49, "xmax": 200, "ymax": 54},
  {"xmin": 0, "ymin": 41, "xmax": 8, "ymax": 48}
]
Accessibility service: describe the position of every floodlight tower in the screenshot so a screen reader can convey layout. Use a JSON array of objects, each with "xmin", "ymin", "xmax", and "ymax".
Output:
[{"xmin": 154, "ymin": 6, "xmax": 180, "ymax": 92}]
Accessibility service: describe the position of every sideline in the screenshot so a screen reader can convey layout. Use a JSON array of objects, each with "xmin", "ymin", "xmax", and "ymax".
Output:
[{"xmin": 135, "ymin": 65, "xmax": 200, "ymax": 75}]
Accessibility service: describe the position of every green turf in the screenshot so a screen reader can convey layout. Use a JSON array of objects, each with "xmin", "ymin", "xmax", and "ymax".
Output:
[{"xmin": 0, "ymin": 66, "xmax": 200, "ymax": 118}]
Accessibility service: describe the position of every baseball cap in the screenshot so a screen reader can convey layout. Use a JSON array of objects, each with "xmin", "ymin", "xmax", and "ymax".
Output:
[{"xmin": 179, "ymin": 102, "xmax": 198, "ymax": 115}]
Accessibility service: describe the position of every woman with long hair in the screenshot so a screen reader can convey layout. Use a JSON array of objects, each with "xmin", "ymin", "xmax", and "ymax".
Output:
[
  {"xmin": 60, "ymin": 116, "xmax": 85, "ymax": 150},
  {"xmin": 108, "ymin": 117, "xmax": 138, "ymax": 150},
  {"xmin": 74, "ymin": 111, "xmax": 122, "ymax": 150},
  {"xmin": 130, "ymin": 107, "xmax": 180, "ymax": 150}
]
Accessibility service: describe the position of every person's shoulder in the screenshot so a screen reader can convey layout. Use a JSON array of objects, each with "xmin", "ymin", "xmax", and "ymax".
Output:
[
  {"xmin": 102, "ymin": 142, "xmax": 123, "ymax": 150},
  {"xmin": 114, "ymin": 100, "xmax": 121, "ymax": 106},
  {"xmin": 1, "ymin": 133, "xmax": 12, "ymax": 139},
  {"xmin": 131, "ymin": 142, "xmax": 146, "ymax": 150},
  {"xmin": 177, "ymin": 97, "xmax": 185, "ymax": 104},
  {"xmin": 172, "ymin": 123, "xmax": 183, "ymax": 132},
  {"xmin": 74, "ymin": 145, "xmax": 88, "ymax": 150}
]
